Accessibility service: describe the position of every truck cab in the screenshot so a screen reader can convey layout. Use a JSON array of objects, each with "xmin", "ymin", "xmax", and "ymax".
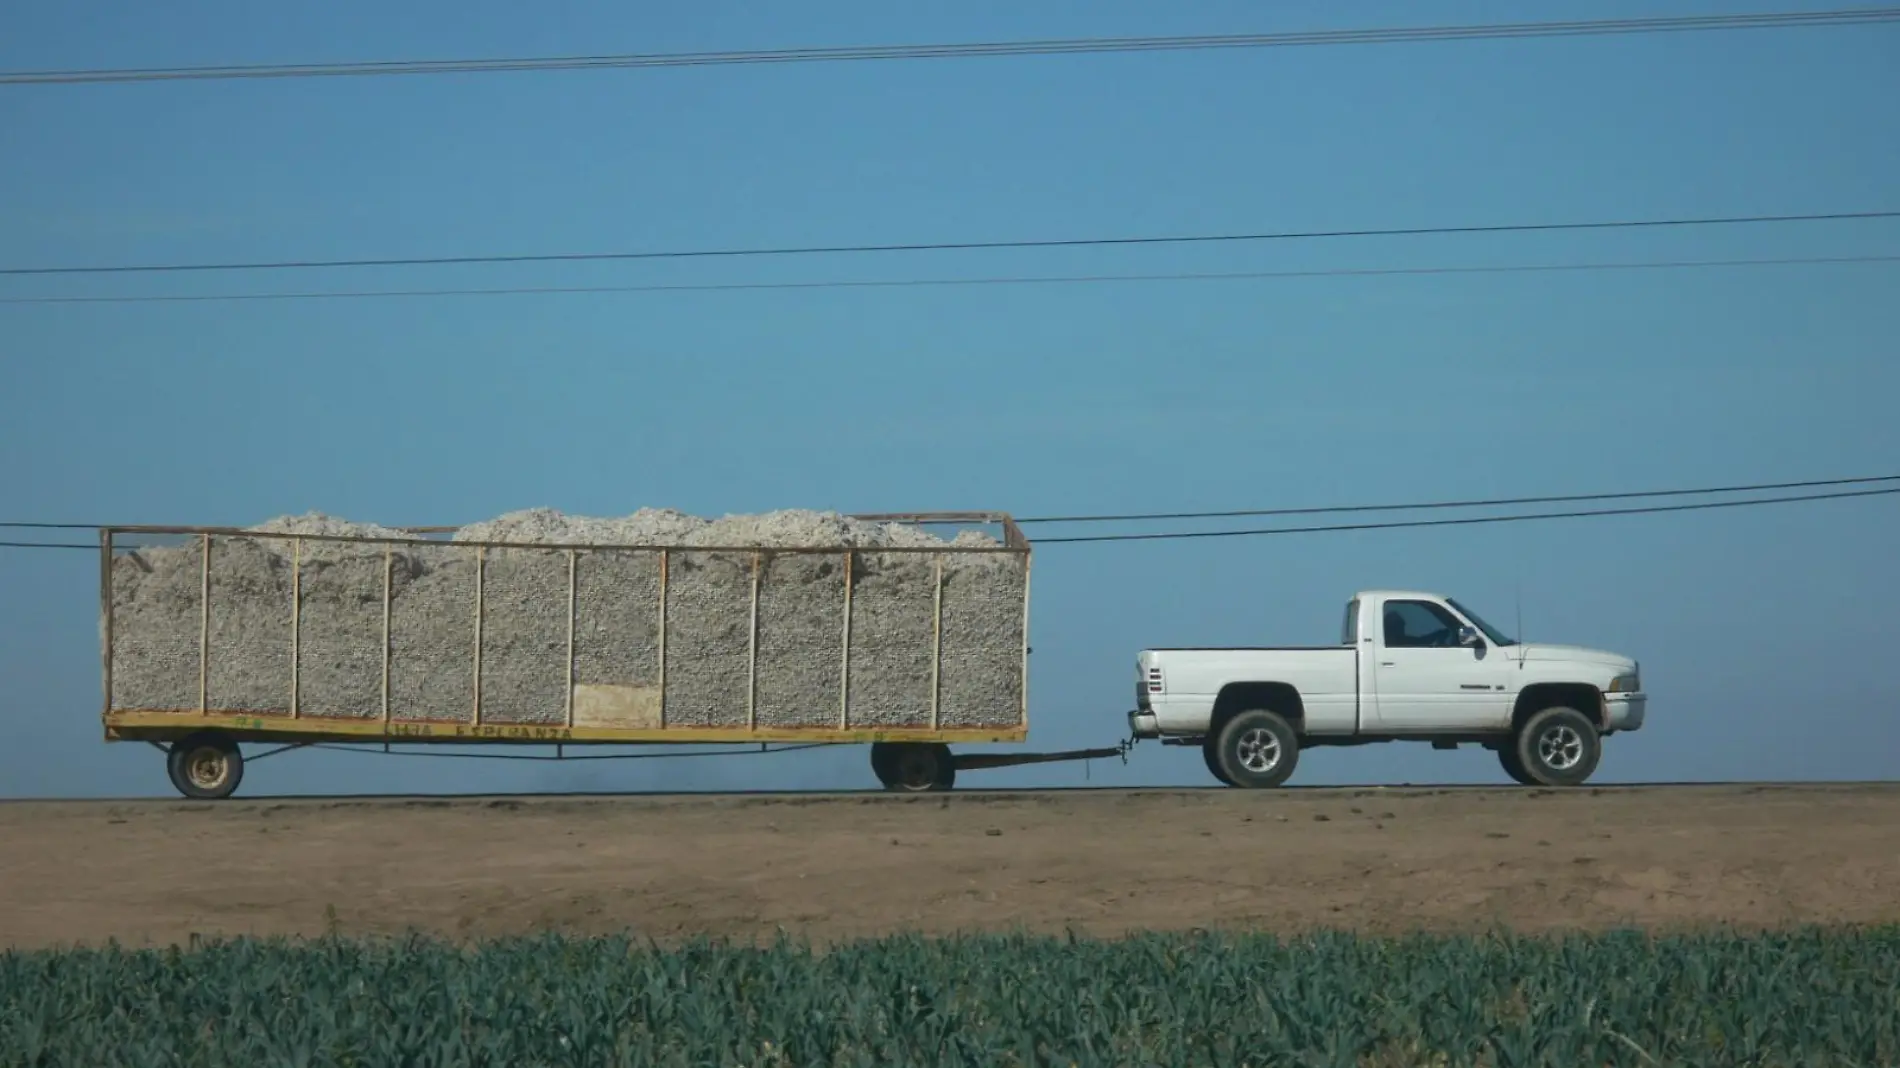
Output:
[{"xmin": 1127, "ymin": 590, "xmax": 1645, "ymax": 788}]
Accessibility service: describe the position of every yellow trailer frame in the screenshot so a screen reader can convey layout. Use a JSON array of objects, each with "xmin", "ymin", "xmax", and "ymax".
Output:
[{"xmin": 98, "ymin": 511, "xmax": 1081, "ymax": 797}]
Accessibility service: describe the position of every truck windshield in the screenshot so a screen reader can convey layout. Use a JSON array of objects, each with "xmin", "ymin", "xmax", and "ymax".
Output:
[{"xmin": 1447, "ymin": 598, "xmax": 1517, "ymax": 646}]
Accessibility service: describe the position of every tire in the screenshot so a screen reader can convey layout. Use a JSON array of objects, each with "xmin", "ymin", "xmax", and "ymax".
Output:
[
  {"xmin": 1213, "ymin": 710, "xmax": 1300, "ymax": 789},
  {"xmin": 1513, "ymin": 706, "xmax": 1601, "ymax": 787},
  {"xmin": 167, "ymin": 732, "xmax": 244, "ymax": 800},
  {"xmin": 1202, "ymin": 739, "xmax": 1236, "ymax": 786},
  {"xmin": 869, "ymin": 742, "xmax": 898, "ymax": 784},
  {"xmin": 870, "ymin": 742, "xmax": 955, "ymax": 792},
  {"xmin": 1497, "ymin": 744, "xmax": 1538, "ymax": 786}
]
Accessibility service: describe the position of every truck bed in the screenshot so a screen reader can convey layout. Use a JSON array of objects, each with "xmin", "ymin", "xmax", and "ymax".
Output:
[
  {"xmin": 1142, "ymin": 646, "xmax": 1355, "ymax": 651},
  {"xmin": 1140, "ymin": 645, "xmax": 1359, "ymax": 736}
]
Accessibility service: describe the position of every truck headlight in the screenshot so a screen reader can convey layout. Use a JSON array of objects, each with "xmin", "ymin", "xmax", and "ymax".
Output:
[{"xmin": 1607, "ymin": 672, "xmax": 1640, "ymax": 693}]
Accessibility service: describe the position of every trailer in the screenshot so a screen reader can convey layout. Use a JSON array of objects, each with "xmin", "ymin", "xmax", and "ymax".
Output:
[{"xmin": 99, "ymin": 512, "xmax": 1125, "ymax": 799}]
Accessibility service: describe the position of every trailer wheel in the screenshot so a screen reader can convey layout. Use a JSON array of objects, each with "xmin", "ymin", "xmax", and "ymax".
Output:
[
  {"xmin": 1513, "ymin": 706, "xmax": 1601, "ymax": 787},
  {"xmin": 1201, "ymin": 739, "xmax": 1236, "ymax": 786},
  {"xmin": 870, "ymin": 742, "xmax": 955, "ymax": 792},
  {"xmin": 1213, "ymin": 710, "xmax": 1299, "ymax": 788},
  {"xmin": 167, "ymin": 732, "xmax": 244, "ymax": 800}
]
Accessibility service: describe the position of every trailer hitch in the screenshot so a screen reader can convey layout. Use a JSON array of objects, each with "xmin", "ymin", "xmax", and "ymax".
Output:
[{"xmin": 950, "ymin": 738, "xmax": 1133, "ymax": 773}]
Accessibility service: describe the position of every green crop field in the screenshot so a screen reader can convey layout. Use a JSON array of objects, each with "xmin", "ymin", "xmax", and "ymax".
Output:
[{"xmin": 3, "ymin": 928, "xmax": 1895, "ymax": 1066}]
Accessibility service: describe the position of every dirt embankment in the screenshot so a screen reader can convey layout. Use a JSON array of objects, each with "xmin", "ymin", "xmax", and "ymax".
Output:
[{"xmin": 2, "ymin": 784, "xmax": 1896, "ymax": 950}]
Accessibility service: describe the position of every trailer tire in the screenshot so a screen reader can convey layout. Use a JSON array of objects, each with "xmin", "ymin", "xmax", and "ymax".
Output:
[
  {"xmin": 1213, "ymin": 710, "xmax": 1299, "ymax": 788},
  {"xmin": 1513, "ymin": 706, "xmax": 1601, "ymax": 787},
  {"xmin": 869, "ymin": 742, "xmax": 897, "ymax": 784},
  {"xmin": 167, "ymin": 732, "xmax": 243, "ymax": 800},
  {"xmin": 871, "ymin": 742, "xmax": 955, "ymax": 792}
]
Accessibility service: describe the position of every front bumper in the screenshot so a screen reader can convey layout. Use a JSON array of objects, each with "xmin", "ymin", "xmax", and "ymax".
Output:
[
  {"xmin": 1605, "ymin": 692, "xmax": 1647, "ymax": 732},
  {"xmin": 1127, "ymin": 709, "xmax": 1161, "ymax": 739}
]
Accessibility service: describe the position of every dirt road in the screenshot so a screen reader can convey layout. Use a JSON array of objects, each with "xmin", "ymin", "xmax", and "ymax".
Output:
[{"xmin": 2, "ymin": 784, "xmax": 1896, "ymax": 949}]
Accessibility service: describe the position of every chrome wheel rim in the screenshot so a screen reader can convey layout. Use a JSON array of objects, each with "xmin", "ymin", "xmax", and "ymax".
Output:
[
  {"xmin": 1537, "ymin": 725, "xmax": 1585, "ymax": 771},
  {"xmin": 1235, "ymin": 728, "xmax": 1281, "ymax": 774},
  {"xmin": 187, "ymin": 748, "xmax": 227, "ymax": 789}
]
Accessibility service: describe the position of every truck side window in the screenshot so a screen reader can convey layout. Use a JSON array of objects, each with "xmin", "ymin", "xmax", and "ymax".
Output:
[
  {"xmin": 1341, "ymin": 599, "xmax": 1360, "ymax": 645},
  {"xmin": 1382, "ymin": 600, "xmax": 1465, "ymax": 648}
]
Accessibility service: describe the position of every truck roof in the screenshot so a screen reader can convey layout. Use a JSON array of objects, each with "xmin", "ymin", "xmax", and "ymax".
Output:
[{"xmin": 1353, "ymin": 589, "xmax": 1449, "ymax": 602}]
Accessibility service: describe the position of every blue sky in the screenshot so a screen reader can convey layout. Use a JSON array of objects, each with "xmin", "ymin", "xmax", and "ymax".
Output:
[{"xmin": 2, "ymin": 0, "xmax": 1896, "ymax": 798}]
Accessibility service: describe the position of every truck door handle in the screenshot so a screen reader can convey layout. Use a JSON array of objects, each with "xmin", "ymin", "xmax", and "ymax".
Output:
[{"xmin": 1380, "ymin": 661, "xmax": 1394, "ymax": 667}]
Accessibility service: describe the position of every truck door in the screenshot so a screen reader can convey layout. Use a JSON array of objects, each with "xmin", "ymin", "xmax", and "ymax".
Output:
[{"xmin": 1367, "ymin": 597, "xmax": 1512, "ymax": 732}]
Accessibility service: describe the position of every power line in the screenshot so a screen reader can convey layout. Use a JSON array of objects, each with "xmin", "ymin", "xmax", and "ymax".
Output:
[
  {"xmin": 3, "ymin": 210, "xmax": 1894, "ymax": 278},
  {"xmin": 1035, "ymin": 486, "xmax": 1900, "ymax": 544},
  {"xmin": 1016, "ymin": 474, "xmax": 1900, "ymax": 525},
  {"xmin": 6, "ymin": 475, "xmax": 1896, "ymax": 547},
  {"xmin": 6, "ymin": 8, "xmax": 1897, "ymax": 86},
  {"xmin": 5, "ymin": 488, "xmax": 1893, "ymax": 551},
  {"xmin": 3, "ymin": 253, "xmax": 1894, "ymax": 306}
]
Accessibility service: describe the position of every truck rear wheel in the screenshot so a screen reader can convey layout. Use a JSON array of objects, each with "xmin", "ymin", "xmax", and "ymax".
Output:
[
  {"xmin": 870, "ymin": 742, "xmax": 955, "ymax": 792},
  {"xmin": 167, "ymin": 732, "xmax": 243, "ymax": 800},
  {"xmin": 1202, "ymin": 740, "xmax": 1236, "ymax": 786},
  {"xmin": 1213, "ymin": 710, "xmax": 1299, "ymax": 788},
  {"xmin": 1513, "ymin": 707, "xmax": 1601, "ymax": 786}
]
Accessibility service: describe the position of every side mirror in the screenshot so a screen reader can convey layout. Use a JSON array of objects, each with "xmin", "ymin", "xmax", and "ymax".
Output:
[{"xmin": 1457, "ymin": 625, "xmax": 1481, "ymax": 647}]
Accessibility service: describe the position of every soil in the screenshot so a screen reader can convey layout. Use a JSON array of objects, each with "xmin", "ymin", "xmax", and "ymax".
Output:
[{"xmin": 2, "ymin": 784, "xmax": 1897, "ymax": 950}]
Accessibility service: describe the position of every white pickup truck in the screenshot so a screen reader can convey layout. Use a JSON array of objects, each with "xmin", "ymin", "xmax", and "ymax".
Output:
[{"xmin": 1127, "ymin": 590, "xmax": 1645, "ymax": 788}]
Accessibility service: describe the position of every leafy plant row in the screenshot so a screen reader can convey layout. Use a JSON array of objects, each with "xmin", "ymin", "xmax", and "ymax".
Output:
[{"xmin": 3, "ymin": 927, "xmax": 1896, "ymax": 1067}]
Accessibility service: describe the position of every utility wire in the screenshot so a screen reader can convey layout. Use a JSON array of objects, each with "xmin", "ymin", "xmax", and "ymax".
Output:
[
  {"xmin": 1035, "ymin": 486, "xmax": 1900, "ymax": 544},
  {"xmin": 3, "ymin": 473, "xmax": 1889, "ymax": 531},
  {"xmin": 6, "ymin": 8, "xmax": 1897, "ymax": 85},
  {"xmin": 6, "ymin": 479, "xmax": 1896, "ymax": 550},
  {"xmin": 4, "ymin": 253, "xmax": 1894, "ymax": 306},
  {"xmin": 1016, "ymin": 474, "xmax": 1900, "ymax": 525},
  {"xmin": 3, "ymin": 210, "xmax": 1894, "ymax": 278}
]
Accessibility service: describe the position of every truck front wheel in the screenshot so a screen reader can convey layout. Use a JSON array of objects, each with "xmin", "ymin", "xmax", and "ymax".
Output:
[
  {"xmin": 1513, "ymin": 707, "xmax": 1601, "ymax": 786},
  {"xmin": 1213, "ymin": 710, "xmax": 1299, "ymax": 788},
  {"xmin": 1496, "ymin": 745, "xmax": 1538, "ymax": 786}
]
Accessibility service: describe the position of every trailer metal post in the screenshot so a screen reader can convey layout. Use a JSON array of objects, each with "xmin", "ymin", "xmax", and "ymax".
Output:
[
  {"xmin": 565, "ymin": 549, "xmax": 578, "ymax": 729},
  {"xmin": 747, "ymin": 551, "xmax": 762, "ymax": 732},
  {"xmin": 839, "ymin": 549, "xmax": 853, "ymax": 730},
  {"xmin": 381, "ymin": 545, "xmax": 393, "ymax": 725},
  {"xmin": 290, "ymin": 537, "xmax": 302, "ymax": 718},
  {"xmin": 473, "ymin": 545, "xmax": 485, "ymax": 727},
  {"xmin": 100, "ymin": 528, "xmax": 113, "ymax": 719},
  {"xmin": 930, "ymin": 553, "xmax": 944, "ymax": 731},
  {"xmin": 1019, "ymin": 551, "xmax": 1032, "ymax": 729},
  {"xmin": 657, "ymin": 549, "xmax": 669, "ymax": 729},
  {"xmin": 198, "ymin": 533, "xmax": 211, "ymax": 716}
]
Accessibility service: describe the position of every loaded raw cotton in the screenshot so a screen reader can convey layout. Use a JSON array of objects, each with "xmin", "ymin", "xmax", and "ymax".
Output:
[{"xmin": 105, "ymin": 509, "xmax": 1027, "ymax": 731}]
